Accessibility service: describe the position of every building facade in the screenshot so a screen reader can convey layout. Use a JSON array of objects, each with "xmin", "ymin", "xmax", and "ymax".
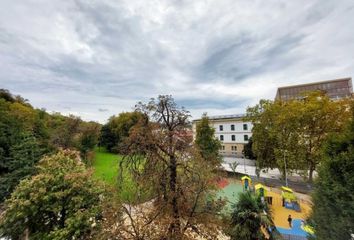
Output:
[
  {"xmin": 192, "ymin": 114, "xmax": 252, "ymax": 157},
  {"xmin": 275, "ymin": 77, "xmax": 353, "ymax": 101}
]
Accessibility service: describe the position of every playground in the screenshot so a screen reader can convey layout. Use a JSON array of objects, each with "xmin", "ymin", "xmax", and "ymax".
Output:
[{"xmin": 216, "ymin": 177, "xmax": 313, "ymax": 238}]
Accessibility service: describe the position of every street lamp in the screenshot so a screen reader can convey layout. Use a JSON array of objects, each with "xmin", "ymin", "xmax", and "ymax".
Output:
[
  {"xmin": 244, "ymin": 156, "xmax": 246, "ymax": 174},
  {"xmin": 283, "ymin": 150, "xmax": 288, "ymax": 187}
]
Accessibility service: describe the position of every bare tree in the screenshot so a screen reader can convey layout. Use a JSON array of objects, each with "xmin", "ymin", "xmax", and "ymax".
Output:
[{"xmin": 120, "ymin": 95, "xmax": 224, "ymax": 240}]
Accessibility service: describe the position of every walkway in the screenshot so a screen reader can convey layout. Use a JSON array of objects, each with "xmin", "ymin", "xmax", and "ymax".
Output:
[{"xmin": 221, "ymin": 157, "xmax": 314, "ymax": 194}]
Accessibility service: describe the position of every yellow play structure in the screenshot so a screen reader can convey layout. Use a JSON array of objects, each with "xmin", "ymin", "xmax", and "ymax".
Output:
[
  {"xmin": 255, "ymin": 183, "xmax": 267, "ymax": 197},
  {"xmin": 241, "ymin": 176, "xmax": 252, "ymax": 191},
  {"xmin": 281, "ymin": 186, "xmax": 301, "ymax": 212},
  {"xmin": 266, "ymin": 187, "xmax": 312, "ymax": 228}
]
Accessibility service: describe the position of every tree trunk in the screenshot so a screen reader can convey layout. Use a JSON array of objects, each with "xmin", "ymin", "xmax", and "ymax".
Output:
[
  {"xmin": 309, "ymin": 164, "xmax": 315, "ymax": 183},
  {"xmin": 160, "ymin": 171, "xmax": 168, "ymax": 202},
  {"xmin": 168, "ymin": 155, "xmax": 181, "ymax": 240}
]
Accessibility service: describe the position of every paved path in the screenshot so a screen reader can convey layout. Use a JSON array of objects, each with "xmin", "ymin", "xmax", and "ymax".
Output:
[{"xmin": 221, "ymin": 157, "xmax": 314, "ymax": 194}]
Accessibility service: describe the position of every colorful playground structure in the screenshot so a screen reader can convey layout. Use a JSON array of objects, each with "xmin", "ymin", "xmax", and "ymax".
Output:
[
  {"xmin": 241, "ymin": 175, "xmax": 252, "ymax": 191},
  {"xmin": 218, "ymin": 176, "xmax": 313, "ymax": 238},
  {"xmin": 281, "ymin": 186, "xmax": 301, "ymax": 212}
]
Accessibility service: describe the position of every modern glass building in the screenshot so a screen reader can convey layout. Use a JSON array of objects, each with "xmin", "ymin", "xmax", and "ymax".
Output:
[{"xmin": 275, "ymin": 77, "xmax": 353, "ymax": 101}]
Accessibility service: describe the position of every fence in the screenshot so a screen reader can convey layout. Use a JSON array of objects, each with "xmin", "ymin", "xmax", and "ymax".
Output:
[{"xmin": 281, "ymin": 233, "xmax": 308, "ymax": 240}]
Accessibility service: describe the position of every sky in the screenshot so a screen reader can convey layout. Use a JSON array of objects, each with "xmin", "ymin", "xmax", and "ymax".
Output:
[{"xmin": 1, "ymin": 0, "xmax": 354, "ymax": 123}]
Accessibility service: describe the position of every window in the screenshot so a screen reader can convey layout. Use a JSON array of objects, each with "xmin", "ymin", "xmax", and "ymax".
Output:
[
  {"xmin": 244, "ymin": 135, "xmax": 249, "ymax": 141},
  {"xmin": 231, "ymin": 124, "xmax": 235, "ymax": 131},
  {"xmin": 231, "ymin": 135, "xmax": 235, "ymax": 141},
  {"xmin": 220, "ymin": 135, "xmax": 224, "ymax": 141},
  {"xmin": 231, "ymin": 146, "xmax": 237, "ymax": 151},
  {"xmin": 219, "ymin": 125, "xmax": 223, "ymax": 131},
  {"xmin": 243, "ymin": 124, "xmax": 248, "ymax": 130},
  {"xmin": 221, "ymin": 145, "xmax": 225, "ymax": 150}
]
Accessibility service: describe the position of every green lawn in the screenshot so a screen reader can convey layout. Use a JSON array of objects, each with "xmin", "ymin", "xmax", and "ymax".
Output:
[
  {"xmin": 92, "ymin": 147, "xmax": 121, "ymax": 185},
  {"xmin": 92, "ymin": 147, "xmax": 149, "ymax": 202}
]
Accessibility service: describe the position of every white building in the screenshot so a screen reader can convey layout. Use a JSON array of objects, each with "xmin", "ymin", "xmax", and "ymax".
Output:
[{"xmin": 192, "ymin": 114, "xmax": 252, "ymax": 157}]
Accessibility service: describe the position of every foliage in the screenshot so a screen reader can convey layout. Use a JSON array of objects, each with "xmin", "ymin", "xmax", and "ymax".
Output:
[
  {"xmin": 243, "ymin": 137, "xmax": 256, "ymax": 160},
  {"xmin": 121, "ymin": 95, "xmax": 224, "ymax": 239},
  {"xmin": 311, "ymin": 107, "xmax": 354, "ymax": 239},
  {"xmin": 228, "ymin": 161, "xmax": 239, "ymax": 175},
  {"xmin": 76, "ymin": 121, "xmax": 101, "ymax": 164},
  {"xmin": 227, "ymin": 191, "xmax": 275, "ymax": 240},
  {"xmin": 246, "ymin": 91, "xmax": 352, "ymax": 181},
  {"xmin": 0, "ymin": 150, "xmax": 104, "ymax": 240},
  {"xmin": 0, "ymin": 94, "xmax": 47, "ymax": 201},
  {"xmin": 49, "ymin": 114, "xmax": 82, "ymax": 149},
  {"xmin": 0, "ymin": 90, "xmax": 100, "ymax": 201},
  {"xmin": 195, "ymin": 113, "xmax": 222, "ymax": 165},
  {"xmin": 0, "ymin": 133, "xmax": 43, "ymax": 202},
  {"xmin": 99, "ymin": 111, "xmax": 143, "ymax": 153},
  {"xmin": 246, "ymin": 100, "xmax": 278, "ymax": 171},
  {"xmin": 92, "ymin": 147, "xmax": 141, "ymax": 202}
]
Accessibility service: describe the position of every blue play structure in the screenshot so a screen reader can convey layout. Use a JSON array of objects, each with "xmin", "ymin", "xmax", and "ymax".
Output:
[
  {"xmin": 276, "ymin": 219, "xmax": 311, "ymax": 238},
  {"xmin": 284, "ymin": 201, "xmax": 301, "ymax": 212}
]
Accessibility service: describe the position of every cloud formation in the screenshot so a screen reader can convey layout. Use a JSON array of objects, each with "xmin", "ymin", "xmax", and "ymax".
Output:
[{"xmin": 1, "ymin": 0, "xmax": 354, "ymax": 122}]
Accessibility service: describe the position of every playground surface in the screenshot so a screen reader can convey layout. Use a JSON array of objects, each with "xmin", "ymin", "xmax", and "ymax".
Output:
[
  {"xmin": 216, "ymin": 178, "xmax": 312, "ymax": 238},
  {"xmin": 216, "ymin": 179, "xmax": 243, "ymax": 213}
]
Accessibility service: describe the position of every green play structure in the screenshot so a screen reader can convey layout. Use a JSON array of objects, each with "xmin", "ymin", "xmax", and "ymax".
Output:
[{"xmin": 281, "ymin": 186, "xmax": 301, "ymax": 212}]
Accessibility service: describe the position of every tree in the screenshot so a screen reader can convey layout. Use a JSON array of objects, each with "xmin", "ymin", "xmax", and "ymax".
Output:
[
  {"xmin": 228, "ymin": 191, "xmax": 275, "ymax": 240},
  {"xmin": 229, "ymin": 161, "xmax": 239, "ymax": 175},
  {"xmin": 246, "ymin": 92, "xmax": 351, "ymax": 182},
  {"xmin": 0, "ymin": 150, "xmax": 104, "ymax": 240},
  {"xmin": 50, "ymin": 114, "xmax": 82, "ymax": 149},
  {"xmin": 311, "ymin": 106, "xmax": 354, "ymax": 239},
  {"xmin": 0, "ymin": 95, "xmax": 46, "ymax": 201},
  {"xmin": 243, "ymin": 137, "xmax": 256, "ymax": 160},
  {"xmin": 195, "ymin": 113, "xmax": 222, "ymax": 165},
  {"xmin": 100, "ymin": 111, "xmax": 143, "ymax": 153},
  {"xmin": 296, "ymin": 92, "xmax": 351, "ymax": 181},
  {"xmin": 99, "ymin": 123, "xmax": 117, "ymax": 152},
  {"xmin": 0, "ymin": 89, "xmax": 102, "ymax": 202},
  {"xmin": 0, "ymin": 133, "xmax": 43, "ymax": 201},
  {"xmin": 121, "ymin": 95, "xmax": 223, "ymax": 239},
  {"xmin": 76, "ymin": 121, "xmax": 101, "ymax": 164},
  {"xmin": 246, "ymin": 100, "xmax": 278, "ymax": 171}
]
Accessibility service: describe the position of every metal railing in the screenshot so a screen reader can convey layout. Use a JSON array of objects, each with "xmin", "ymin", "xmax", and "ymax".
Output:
[{"xmin": 281, "ymin": 233, "xmax": 308, "ymax": 240}]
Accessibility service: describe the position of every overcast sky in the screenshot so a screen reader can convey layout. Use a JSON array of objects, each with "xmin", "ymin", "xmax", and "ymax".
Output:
[{"xmin": 1, "ymin": 0, "xmax": 354, "ymax": 123}]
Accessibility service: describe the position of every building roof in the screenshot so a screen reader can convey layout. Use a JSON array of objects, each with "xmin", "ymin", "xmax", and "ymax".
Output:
[
  {"xmin": 193, "ymin": 113, "xmax": 246, "ymax": 122},
  {"xmin": 275, "ymin": 77, "xmax": 353, "ymax": 100},
  {"xmin": 277, "ymin": 77, "xmax": 352, "ymax": 90}
]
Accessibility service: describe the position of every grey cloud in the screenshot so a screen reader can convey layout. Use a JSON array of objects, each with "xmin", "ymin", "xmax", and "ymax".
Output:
[
  {"xmin": 178, "ymin": 98, "xmax": 249, "ymax": 110},
  {"xmin": 0, "ymin": 0, "xmax": 354, "ymax": 123}
]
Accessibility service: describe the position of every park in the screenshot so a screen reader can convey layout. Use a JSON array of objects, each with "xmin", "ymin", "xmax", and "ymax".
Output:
[{"xmin": 92, "ymin": 146, "xmax": 314, "ymax": 239}]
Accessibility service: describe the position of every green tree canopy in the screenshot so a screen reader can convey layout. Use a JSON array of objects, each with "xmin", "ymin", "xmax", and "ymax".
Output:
[
  {"xmin": 0, "ymin": 150, "xmax": 104, "ymax": 240},
  {"xmin": 243, "ymin": 137, "xmax": 256, "ymax": 160},
  {"xmin": 0, "ymin": 90, "xmax": 101, "ymax": 201},
  {"xmin": 311, "ymin": 106, "xmax": 354, "ymax": 239},
  {"xmin": 228, "ymin": 191, "xmax": 275, "ymax": 240},
  {"xmin": 246, "ymin": 92, "xmax": 352, "ymax": 181},
  {"xmin": 100, "ymin": 111, "xmax": 143, "ymax": 153},
  {"xmin": 195, "ymin": 114, "xmax": 222, "ymax": 165}
]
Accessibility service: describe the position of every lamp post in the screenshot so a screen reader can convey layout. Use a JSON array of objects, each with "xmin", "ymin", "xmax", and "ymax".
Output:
[
  {"xmin": 243, "ymin": 156, "xmax": 246, "ymax": 174},
  {"xmin": 282, "ymin": 127, "xmax": 288, "ymax": 187},
  {"xmin": 283, "ymin": 150, "xmax": 288, "ymax": 187}
]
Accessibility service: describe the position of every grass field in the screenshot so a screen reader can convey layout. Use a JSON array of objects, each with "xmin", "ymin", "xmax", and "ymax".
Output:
[
  {"xmin": 92, "ymin": 147, "xmax": 121, "ymax": 185},
  {"xmin": 92, "ymin": 147, "xmax": 149, "ymax": 202}
]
